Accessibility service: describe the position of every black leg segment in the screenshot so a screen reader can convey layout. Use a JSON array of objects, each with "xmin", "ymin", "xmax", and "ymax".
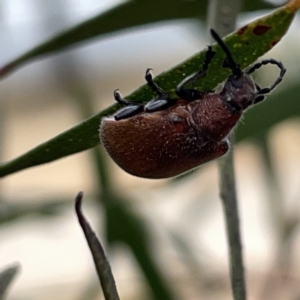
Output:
[
  {"xmin": 114, "ymin": 89, "xmax": 129, "ymax": 105},
  {"xmin": 113, "ymin": 90, "xmax": 143, "ymax": 120},
  {"xmin": 145, "ymin": 68, "xmax": 168, "ymax": 99},
  {"xmin": 210, "ymin": 29, "xmax": 242, "ymax": 78},
  {"xmin": 176, "ymin": 46, "xmax": 216, "ymax": 101},
  {"xmin": 144, "ymin": 69, "xmax": 175, "ymax": 112}
]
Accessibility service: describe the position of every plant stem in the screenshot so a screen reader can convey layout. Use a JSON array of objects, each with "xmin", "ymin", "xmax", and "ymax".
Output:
[
  {"xmin": 207, "ymin": 0, "xmax": 247, "ymax": 299},
  {"xmin": 218, "ymin": 136, "xmax": 246, "ymax": 300}
]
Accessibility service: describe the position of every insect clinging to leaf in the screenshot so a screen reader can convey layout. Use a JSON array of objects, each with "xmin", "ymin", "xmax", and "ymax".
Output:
[{"xmin": 100, "ymin": 29, "xmax": 286, "ymax": 179}]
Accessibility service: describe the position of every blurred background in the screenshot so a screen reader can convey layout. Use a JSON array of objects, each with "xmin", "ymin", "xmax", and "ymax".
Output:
[{"xmin": 1, "ymin": 0, "xmax": 300, "ymax": 299}]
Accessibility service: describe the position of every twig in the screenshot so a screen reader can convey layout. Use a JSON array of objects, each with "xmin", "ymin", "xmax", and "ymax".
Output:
[
  {"xmin": 218, "ymin": 141, "xmax": 246, "ymax": 300},
  {"xmin": 207, "ymin": 0, "xmax": 247, "ymax": 299}
]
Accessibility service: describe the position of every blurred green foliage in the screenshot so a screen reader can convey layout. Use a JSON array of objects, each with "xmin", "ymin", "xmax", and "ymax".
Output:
[{"xmin": 1, "ymin": 1, "xmax": 300, "ymax": 299}]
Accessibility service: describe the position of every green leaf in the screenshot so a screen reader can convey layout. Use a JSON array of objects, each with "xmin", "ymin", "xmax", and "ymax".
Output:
[
  {"xmin": 0, "ymin": 0, "xmax": 276, "ymax": 79},
  {"xmin": 0, "ymin": 2, "xmax": 299, "ymax": 178}
]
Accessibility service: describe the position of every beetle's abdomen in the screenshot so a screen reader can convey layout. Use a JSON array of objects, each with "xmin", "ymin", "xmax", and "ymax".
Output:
[{"xmin": 100, "ymin": 104, "xmax": 229, "ymax": 179}]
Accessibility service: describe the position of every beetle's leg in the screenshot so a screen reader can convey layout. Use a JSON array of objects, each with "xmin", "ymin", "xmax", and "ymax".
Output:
[
  {"xmin": 247, "ymin": 59, "xmax": 286, "ymax": 102},
  {"xmin": 113, "ymin": 90, "xmax": 143, "ymax": 120},
  {"xmin": 210, "ymin": 29, "xmax": 242, "ymax": 79},
  {"xmin": 144, "ymin": 69, "xmax": 176, "ymax": 112},
  {"xmin": 114, "ymin": 89, "xmax": 129, "ymax": 105},
  {"xmin": 176, "ymin": 46, "xmax": 216, "ymax": 101},
  {"xmin": 145, "ymin": 68, "xmax": 168, "ymax": 98}
]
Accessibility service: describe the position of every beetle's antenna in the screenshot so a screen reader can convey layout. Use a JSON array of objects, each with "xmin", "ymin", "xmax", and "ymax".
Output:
[
  {"xmin": 247, "ymin": 58, "xmax": 286, "ymax": 94},
  {"xmin": 210, "ymin": 29, "xmax": 242, "ymax": 78}
]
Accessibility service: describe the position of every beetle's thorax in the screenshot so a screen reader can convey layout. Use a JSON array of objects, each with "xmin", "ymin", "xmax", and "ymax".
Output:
[{"xmin": 186, "ymin": 94, "xmax": 242, "ymax": 142}]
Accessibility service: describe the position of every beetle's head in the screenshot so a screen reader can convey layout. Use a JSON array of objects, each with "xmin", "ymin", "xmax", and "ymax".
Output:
[
  {"xmin": 211, "ymin": 29, "xmax": 258, "ymax": 110},
  {"xmin": 211, "ymin": 29, "xmax": 286, "ymax": 110},
  {"xmin": 220, "ymin": 73, "xmax": 257, "ymax": 110}
]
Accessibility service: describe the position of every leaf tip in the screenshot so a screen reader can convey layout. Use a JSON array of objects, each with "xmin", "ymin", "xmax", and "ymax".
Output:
[
  {"xmin": 75, "ymin": 191, "xmax": 84, "ymax": 216},
  {"xmin": 286, "ymin": 0, "xmax": 300, "ymax": 11}
]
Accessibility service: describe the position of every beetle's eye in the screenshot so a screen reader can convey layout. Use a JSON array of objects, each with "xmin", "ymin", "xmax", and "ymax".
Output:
[{"xmin": 230, "ymin": 76, "xmax": 243, "ymax": 88}]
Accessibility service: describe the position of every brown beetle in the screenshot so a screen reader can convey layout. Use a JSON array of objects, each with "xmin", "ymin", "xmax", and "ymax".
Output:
[{"xmin": 100, "ymin": 29, "xmax": 286, "ymax": 179}]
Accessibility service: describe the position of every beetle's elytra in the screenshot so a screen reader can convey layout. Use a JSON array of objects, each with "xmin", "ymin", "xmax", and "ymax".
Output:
[{"xmin": 100, "ymin": 29, "xmax": 286, "ymax": 179}]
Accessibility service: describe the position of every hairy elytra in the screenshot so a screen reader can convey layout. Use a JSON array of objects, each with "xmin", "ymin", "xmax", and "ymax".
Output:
[{"xmin": 100, "ymin": 29, "xmax": 286, "ymax": 179}]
